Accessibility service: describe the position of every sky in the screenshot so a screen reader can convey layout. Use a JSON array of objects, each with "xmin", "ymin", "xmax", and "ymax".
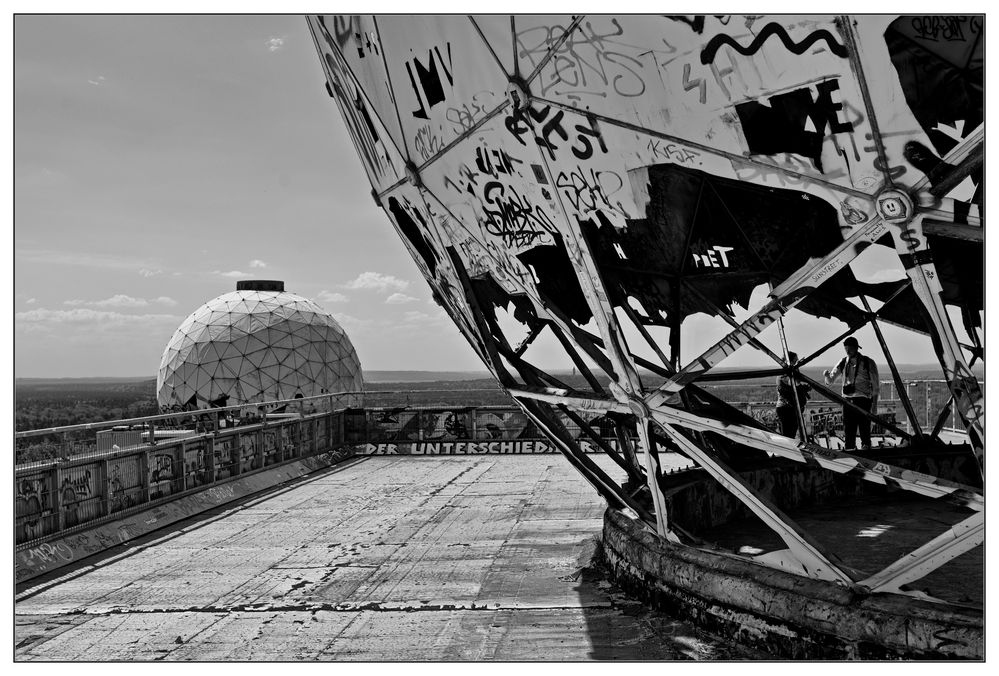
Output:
[
  {"xmin": 14, "ymin": 15, "xmax": 483, "ymax": 377},
  {"xmin": 12, "ymin": 13, "xmax": 967, "ymax": 379}
]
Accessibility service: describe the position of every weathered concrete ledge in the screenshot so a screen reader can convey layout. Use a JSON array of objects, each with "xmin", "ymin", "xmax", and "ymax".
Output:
[
  {"xmin": 602, "ymin": 506, "xmax": 982, "ymax": 659},
  {"xmin": 16, "ymin": 447, "xmax": 356, "ymax": 584}
]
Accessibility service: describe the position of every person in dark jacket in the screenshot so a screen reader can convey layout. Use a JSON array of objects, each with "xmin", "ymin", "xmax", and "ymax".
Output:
[{"xmin": 775, "ymin": 352, "xmax": 810, "ymax": 439}]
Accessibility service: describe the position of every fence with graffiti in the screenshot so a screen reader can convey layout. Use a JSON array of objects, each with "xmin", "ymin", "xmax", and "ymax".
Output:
[{"xmin": 15, "ymin": 383, "xmax": 965, "ymax": 548}]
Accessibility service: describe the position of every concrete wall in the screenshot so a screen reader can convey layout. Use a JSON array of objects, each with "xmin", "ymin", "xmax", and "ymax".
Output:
[
  {"xmin": 602, "ymin": 506, "xmax": 982, "ymax": 659},
  {"xmin": 16, "ymin": 447, "xmax": 355, "ymax": 584}
]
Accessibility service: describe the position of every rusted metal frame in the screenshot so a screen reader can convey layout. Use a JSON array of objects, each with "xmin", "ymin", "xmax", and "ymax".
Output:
[
  {"xmin": 859, "ymin": 294, "xmax": 924, "ymax": 437},
  {"xmin": 530, "ymin": 94, "xmax": 872, "ymax": 201},
  {"xmin": 838, "ymin": 15, "xmax": 894, "ymax": 188},
  {"xmin": 564, "ymin": 323, "xmax": 772, "ymax": 433},
  {"xmin": 619, "ymin": 300, "xmax": 672, "ymax": 373},
  {"xmin": 510, "ymin": 16, "xmax": 519, "ymax": 79},
  {"xmin": 527, "ymin": 112, "xmax": 645, "ymax": 399},
  {"xmin": 669, "ymin": 284, "xmax": 682, "ymax": 370},
  {"xmin": 645, "ymin": 215, "xmax": 893, "ymax": 408},
  {"xmin": 797, "ymin": 372, "xmax": 910, "ymax": 440},
  {"xmin": 516, "ymin": 396, "xmax": 657, "ymax": 527},
  {"xmin": 637, "ymin": 418, "xmax": 680, "ymax": 542},
  {"xmin": 773, "ymin": 312, "xmax": 808, "ymax": 443},
  {"xmin": 467, "ymin": 16, "xmax": 510, "ymax": 80},
  {"xmin": 306, "ymin": 20, "xmax": 405, "ymax": 198},
  {"xmin": 558, "ymin": 405, "xmax": 644, "ymax": 485},
  {"xmin": 859, "ymin": 512, "xmax": 983, "ymax": 596},
  {"xmin": 446, "ymin": 249, "xmax": 520, "ymax": 388},
  {"xmin": 696, "ymin": 368, "xmax": 787, "ymax": 382},
  {"xmin": 657, "ymin": 421, "xmax": 856, "ymax": 584},
  {"xmin": 610, "ymin": 413, "xmax": 644, "ymax": 480},
  {"xmin": 547, "ymin": 320, "xmax": 607, "ymax": 395},
  {"xmin": 930, "ymin": 399, "xmax": 956, "ymax": 439},
  {"xmin": 921, "ymin": 220, "xmax": 983, "ymax": 243},
  {"xmin": 910, "ymin": 124, "xmax": 984, "ymax": 195},
  {"xmin": 487, "ymin": 304, "xmax": 648, "ymax": 508},
  {"xmin": 927, "ymin": 142, "xmax": 984, "ymax": 199},
  {"xmin": 509, "ymin": 387, "xmax": 626, "ymax": 414},
  {"xmin": 888, "ymin": 213, "xmax": 983, "ymax": 464},
  {"xmin": 645, "ymin": 405, "xmax": 982, "ymax": 512},
  {"xmin": 534, "ymin": 290, "xmax": 619, "ymax": 377},
  {"xmin": 371, "ymin": 16, "xmax": 417, "ymax": 164},
  {"xmin": 684, "ymin": 280, "xmax": 786, "ymax": 366},
  {"xmin": 311, "ymin": 18, "xmax": 410, "ymax": 176},
  {"xmin": 408, "ymin": 189, "xmax": 605, "ymax": 381},
  {"xmin": 513, "ymin": 323, "xmax": 545, "ymax": 357}
]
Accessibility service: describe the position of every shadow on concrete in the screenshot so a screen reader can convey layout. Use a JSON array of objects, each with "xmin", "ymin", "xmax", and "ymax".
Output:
[
  {"xmin": 15, "ymin": 456, "xmax": 371, "ymax": 599},
  {"xmin": 574, "ymin": 535, "xmax": 772, "ymax": 660}
]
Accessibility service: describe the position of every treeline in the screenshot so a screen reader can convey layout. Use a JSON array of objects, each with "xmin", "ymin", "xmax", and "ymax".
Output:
[{"xmin": 15, "ymin": 380, "xmax": 159, "ymax": 432}]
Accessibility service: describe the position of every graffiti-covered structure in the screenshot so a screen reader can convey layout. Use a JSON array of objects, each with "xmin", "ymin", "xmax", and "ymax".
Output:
[
  {"xmin": 307, "ymin": 13, "xmax": 982, "ymax": 619},
  {"xmin": 156, "ymin": 280, "xmax": 363, "ymax": 410}
]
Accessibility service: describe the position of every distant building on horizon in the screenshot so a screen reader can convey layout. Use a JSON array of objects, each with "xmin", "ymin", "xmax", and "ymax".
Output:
[{"xmin": 156, "ymin": 280, "xmax": 363, "ymax": 411}]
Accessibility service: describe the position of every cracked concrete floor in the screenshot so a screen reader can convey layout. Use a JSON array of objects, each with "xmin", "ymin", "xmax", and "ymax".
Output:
[{"xmin": 15, "ymin": 455, "xmax": 767, "ymax": 661}]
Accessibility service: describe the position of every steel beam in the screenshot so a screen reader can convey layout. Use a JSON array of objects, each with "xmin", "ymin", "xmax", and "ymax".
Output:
[
  {"xmin": 644, "ymin": 406, "xmax": 983, "ymax": 512},
  {"xmin": 860, "ymin": 295, "xmax": 923, "ymax": 436},
  {"xmin": 657, "ymin": 422, "xmax": 855, "ymax": 584},
  {"xmin": 859, "ymin": 512, "xmax": 983, "ymax": 596}
]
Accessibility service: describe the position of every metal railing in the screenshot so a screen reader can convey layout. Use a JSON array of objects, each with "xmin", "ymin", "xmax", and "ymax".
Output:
[{"xmin": 15, "ymin": 380, "xmax": 976, "ymax": 549}]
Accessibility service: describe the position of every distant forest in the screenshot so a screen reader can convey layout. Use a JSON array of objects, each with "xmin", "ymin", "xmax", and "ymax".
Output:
[{"xmin": 15, "ymin": 363, "xmax": 977, "ymax": 433}]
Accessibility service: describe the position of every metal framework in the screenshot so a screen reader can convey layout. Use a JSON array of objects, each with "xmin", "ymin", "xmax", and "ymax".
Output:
[{"xmin": 307, "ymin": 14, "xmax": 983, "ymax": 603}]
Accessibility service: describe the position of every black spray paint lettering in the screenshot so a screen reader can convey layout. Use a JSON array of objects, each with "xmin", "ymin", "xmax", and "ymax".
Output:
[
  {"xmin": 481, "ymin": 181, "xmax": 558, "ymax": 249},
  {"xmin": 444, "ymin": 91, "xmax": 495, "ymax": 134},
  {"xmin": 475, "ymin": 146, "xmax": 523, "ymax": 178},
  {"xmin": 504, "ymin": 105, "xmax": 606, "ymax": 161},
  {"xmin": 414, "ymin": 125, "xmax": 445, "ymax": 162},
  {"xmin": 517, "ymin": 18, "xmax": 647, "ymax": 98},
  {"xmin": 735, "ymin": 79, "xmax": 854, "ymax": 173},
  {"xmin": 406, "ymin": 43, "xmax": 454, "ymax": 119},
  {"xmin": 555, "ymin": 167, "xmax": 625, "ymax": 215},
  {"xmin": 700, "ymin": 22, "xmax": 848, "ymax": 64},
  {"xmin": 909, "ymin": 16, "xmax": 978, "ymax": 42},
  {"xmin": 647, "ymin": 139, "xmax": 700, "ymax": 165}
]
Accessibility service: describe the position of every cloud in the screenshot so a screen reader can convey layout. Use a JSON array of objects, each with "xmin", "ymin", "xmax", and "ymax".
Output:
[
  {"xmin": 249, "ymin": 259, "xmax": 267, "ymax": 269},
  {"xmin": 318, "ymin": 290, "xmax": 349, "ymax": 303},
  {"xmin": 87, "ymin": 75, "xmax": 106, "ymax": 86},
  {"xmin": 343, "ymin": 272, "xmax": 410, "ymax": 292},
  {"xmin": 16, "ymin": 308, "xmax": 182, "ymax": 334},
  {"xmin": 266, "ymin": 37, "xmax": 285, "ymax": 52},
  {"xmin": 401, "ymin": 310, "xmax": 434, "ymax": 322},
  {"xmin": 25, "ymin": 298, "xmax": 36, "ymax": 305},
  {"xmin": 385, "ymin": 292, "xmax": 419, "ymax": 305},
  {"xmin": 18, "ymin": 248, "xmax": 166, "ymax": 276},
  {"xmin": 331, "ymin": 312, "xmax": 375, "ymax": 332},
  {"xmin": 215, "ymin": 270, "xmax": 251, "ymax": 279},
  {"xmin": 63, "ymin": 295, "xmax": 178, "ymax": 308}
]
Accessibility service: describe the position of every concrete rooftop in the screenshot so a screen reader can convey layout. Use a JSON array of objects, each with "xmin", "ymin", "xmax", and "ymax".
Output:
[{"xmin": 15, "ymin": 455, "xmax": 767, "ymax": 661}]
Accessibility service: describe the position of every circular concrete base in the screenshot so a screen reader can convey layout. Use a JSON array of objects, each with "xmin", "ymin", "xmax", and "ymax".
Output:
[
  {"xmin": 602, "ymin": 504, "xmax": 982, "ymax": 659},
  {"xmin": 603, "ymin": 444, "xmax": 984, "ymax": 659}
]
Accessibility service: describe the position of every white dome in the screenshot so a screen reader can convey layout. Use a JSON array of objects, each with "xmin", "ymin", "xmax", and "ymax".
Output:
[{"xmin": 156, "ymin": 284, "xmax": 362, "ymax": 410}]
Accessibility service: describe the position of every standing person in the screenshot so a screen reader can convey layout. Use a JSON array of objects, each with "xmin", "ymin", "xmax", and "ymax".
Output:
[
  {"xmin": 824, "ymin": 337, "xmax": 879, "ymax": 450},
  {"xmin": 775, "ymin": 352, "xmax": 810, "ymax": 439}
]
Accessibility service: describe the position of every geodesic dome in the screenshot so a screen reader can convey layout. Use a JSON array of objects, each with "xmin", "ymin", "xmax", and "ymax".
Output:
[{"xmin": 156, "ymin": 281, "xmax": 363, "ymax": 410}]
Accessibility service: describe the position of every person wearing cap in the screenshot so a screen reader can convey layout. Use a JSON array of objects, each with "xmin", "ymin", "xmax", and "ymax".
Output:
[
  {"xmin": 824, "ymin": 336, "xmax": 879, "ymax": 450},
  {"xmin": 775, "ymin": 352, "xmax": 810, "ymax": 439}
]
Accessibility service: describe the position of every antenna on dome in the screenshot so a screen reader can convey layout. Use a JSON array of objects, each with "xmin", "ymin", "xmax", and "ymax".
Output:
[{"xmin": 236, "ymin": 280, "xmax": 284, "ymax": 292}]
